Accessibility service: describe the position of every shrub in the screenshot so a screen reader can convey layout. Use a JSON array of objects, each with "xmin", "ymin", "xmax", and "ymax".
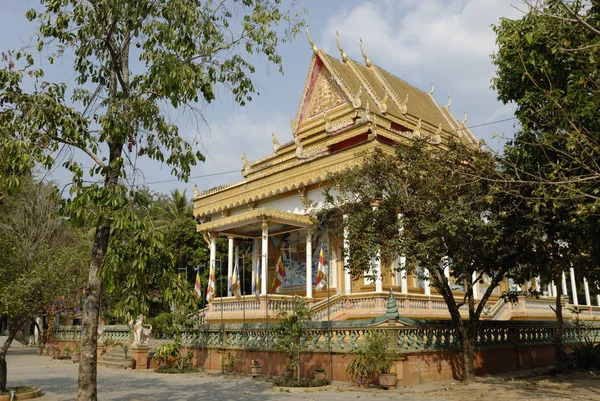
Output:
[{"xmin": 272, "ymin": 377, "xmax": 330, "ymax": 387}]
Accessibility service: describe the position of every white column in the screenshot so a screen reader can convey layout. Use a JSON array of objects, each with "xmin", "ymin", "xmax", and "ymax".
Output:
[
  {"xmin": 534, "ymin": 276, "xmax": 541, "ymax": 293},
  {"xmin": 443, "ymin": 258, "xmax": 450, "ymax": 281},
  {"xmin": 374, "ymin": 252, "xmax": 383, "ymax": 293},
  {"xmin": 472, "ymin": 272, "xmax": 480, "ymax": 300},
  {"xmin": 583, "ymin": 277, "xmax": 591, "ymax": 306},
  {"xmin": 34, "ymin": 317, "xmax": 42, "ymax": 344},
  {"xmin": 261, "ymin": 220, "xmax": 268, "ymax": 295},
  {"xmin": 306, "ymin": 230, "xmax": 313, "ymax": 298},
  {"xmin": 570, "ymin": 267, "xmax": 578, "ymax": 305},
  {"xmin": 597, "ymin": 294, "xmax": 600, "ymax": 307},
  {"xmin": 562, "ymin": 272, "xmax": 568, "ymax": 298},
  {"xmin": 400, "ymin": 257, "xmax": 408, "ymax": 294},
  {"xmin": 252, "ymin": 238, "xmax": 259, "ymax": 291},
  {"xmin": 235, "ymin": 243, "xmax": 240, "ymax": 295},
  {"xmin": 343, "ymin": 215, "xmax": 352, "ymax": 295},
  {"xmin": 227, "ymin": 237, "xmax": 234, "ymax": 297},
  {"xmin": 552, "ymin": 281, "xmax": 557, "ymax": 298},
  {"xmin": 424, "ymin": 268, "xmax": 431, "ymax": 296},
  {"xmin": 210, "ymin": 234, "xmax": 217, "ymax": 296}
]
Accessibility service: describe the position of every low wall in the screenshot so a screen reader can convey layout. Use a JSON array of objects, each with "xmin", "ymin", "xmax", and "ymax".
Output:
[{"xmin": 54, "ymin": 321, "xmax": 594, "ymax": 384}]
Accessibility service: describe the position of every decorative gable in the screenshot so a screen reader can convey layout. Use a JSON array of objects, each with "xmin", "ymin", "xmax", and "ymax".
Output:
[{"xmin": 296, "ymin": 57, "xmax": 348, "ymax": 128}]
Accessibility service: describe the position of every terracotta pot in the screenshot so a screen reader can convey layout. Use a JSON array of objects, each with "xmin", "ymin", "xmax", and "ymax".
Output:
[
  {"xmin": 123, "ymin": 359, "xmax": 135, "ymax": 369},
  {"xmin": 314, "ymin": 371, "xmax": 327, "ymax": 381},
  {"xmin": 378, "ymin": 372, "xmax": 397, "ymax": 389},
  {"xmin": 354, "ymin": 375, "xmax": 367, "ymax": 388},
  {"xmin": 250, "ymin": 365, "xmax": 262, "ymax": 376},
  {"xmin": 283, "ymin": 369, "xmax": 294, "ymax": 378},
  {"xmin": 71, "ymin": 354, "xmax": 80, "ymax": 363}
]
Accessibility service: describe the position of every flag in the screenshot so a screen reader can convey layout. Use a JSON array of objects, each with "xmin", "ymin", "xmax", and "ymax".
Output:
[
  {"xmin": 194, "ymin": 271, "xmax": 202, "ymax": 298},
  {"xmin": 229, "ymin": 260, "xmax": 241, "ymax": 300},
  {"xmin": 271, "ymin": 255, "xmax": 285, "ymax": 293},
  {"xmin": 252, "ymin": 260, "xmax": 261, "ymax": 302},
  {"xmin": 206, "ymin": 261, "xmax": 216, "ymax": 303},
  {"xmin": 315, "ymin": 248, "xmax": 328, "ymax": 290}
]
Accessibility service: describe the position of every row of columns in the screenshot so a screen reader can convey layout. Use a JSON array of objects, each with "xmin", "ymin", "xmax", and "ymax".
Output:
[{"xmin": 209, "ymin": 220, "xmax": 316, "ymax": 299}]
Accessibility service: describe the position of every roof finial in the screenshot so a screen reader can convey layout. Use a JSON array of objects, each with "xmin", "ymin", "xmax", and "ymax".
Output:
[
  {"xmin": 359, "ymin": 38, "xmax": 373, "ymax": 68},
  {"xmin": 462, "ymin": 110, "xmax": 468, "ymax": 124},
  {"xmin": 336, "ymin": 30, "xmax": 348, "ymax": 63},
  {"xmin": 445, "ymin": 94, "xmax": 451, "ymax": 108},
  {"xmin": 429, "ymin": 80, "xmax": 435, "ymax": 95},
  {"xmin": 241, "ymin": 152, "xmax": 250, "ymax": 170},
  {"xmin": 272, "ymin": 133, "xmax": 281, "ymax": 153},
  {"xmin": 306, "ymin": 26, "xmax": 318, "ymax": 55},
  {"xmin": 380, "ymin": 91, "xmax": 388, "ymax": 114}
]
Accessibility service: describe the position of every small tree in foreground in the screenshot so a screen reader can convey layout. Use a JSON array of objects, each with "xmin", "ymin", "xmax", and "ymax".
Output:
[
  {"xmin": 325, "ymin": 141, "xmax": 531, "ymax": 382},
  {"xmin": 0, "ymin": 178, "xmax": 88, "ymax": 392},
  {"xmin": 273, "ymin": 296, "xmax": 310, "ymax": 383}
]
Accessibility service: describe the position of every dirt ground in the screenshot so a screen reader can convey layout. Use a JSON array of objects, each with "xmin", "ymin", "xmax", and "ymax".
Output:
[{"xmin": 422, "ymin": 369, "xmax": 600, "ymax": 401}]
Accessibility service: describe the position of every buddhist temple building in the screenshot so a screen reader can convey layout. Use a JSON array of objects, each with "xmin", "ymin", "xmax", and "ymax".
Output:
[{"xmin": 193, "ymin": 30, "xmax": 598, "ymax": 324}]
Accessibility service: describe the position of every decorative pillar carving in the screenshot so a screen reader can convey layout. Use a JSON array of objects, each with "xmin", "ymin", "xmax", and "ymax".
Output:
[
  {"xmin": 343, "ymin": 214, "xmax": 351, "ymax": 295},
  {"xmin": 306, "ymin": 230, "xmax": 313, "ymax": 298}
]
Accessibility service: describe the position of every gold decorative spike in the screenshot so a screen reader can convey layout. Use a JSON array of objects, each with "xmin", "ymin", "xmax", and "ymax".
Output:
[
  {"xmin": 429, "ymin": 80, "xmax": 435, "ymax": 95},
  {"xmin": 336, "ymin": 30, "xmax": 348, "ymax": 63},
  {"xmin": 352, "ymin": 86, "xmax": 363, "ymax": 109},
  {"xmin": 380, "ymin": 91, "xmax": 388, "ymax": 114},
  {"xmin": 193, "ymin": 184, "xmax": 200, "ymax": 199},
  {"xmin": 365, "ymin": 100, "xmax": 371, "ymax": 121},
  {"xmin": 412, "ymin": 118, "xmax": 422, "ymax": 139},
  {"xmin": 445, "ymin": 94, "xmax": 451, "ymax": 108},
  {"xmin": 290, "ymin": 117, "xmax": 297, "ymax": 134},
  {"xmin": 359, "ymin": 38, "xmax": 373, "ymax": 67},
  {"xmin": 430, "ymin": 123, "xmax": 443, "ymax": 145},
  {"xmin": 241, "ymin": 152, "xmax": 250, "ymax": 170},
  {"xmin": 435, "ymin": 123, "xmax": 442, "ymax": 135},
  {"xmin": 306, "ymin": 26, "xmax": 319, "ymax": 55},
  {"xmin": 272, "ymin": 132, "xmax": 281, "ymax": 153},
  {"xmin": 462, "ymin": 110, "xmax": 468, "ymax": 124},
  {"xmin": 399, "ymin": 94, "xmax": 408, "ymax": 114}
]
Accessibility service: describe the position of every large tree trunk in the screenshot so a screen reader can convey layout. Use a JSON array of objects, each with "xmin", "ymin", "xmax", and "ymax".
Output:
[
  {"xmin": 450, "ymin": 309, "xmax": 476, "ymax": 382},
  {"xmin": 76, "ymin": 145, "xmax": 122, "ymax": 401},
  {"xmin": 0, "ymin": 319, "xmax": 23, "ymax": 392},
  {"xmin": 553, "ymin": 263, "xmax": 565, "ymax": 372}
]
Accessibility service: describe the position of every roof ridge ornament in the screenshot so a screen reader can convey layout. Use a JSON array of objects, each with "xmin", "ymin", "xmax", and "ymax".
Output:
[
  {"xmin": 380, "ymin": 91, "xmax": 388, "ymax": 114},
  {"xmin": 352, "ymin": 85, "xmax": 362, "ymax": 109},
  {"xmin": 399, "ymin": 93, "xmax": 408, "ymax": 114},
  {"xmin": 306, "ymin": 26, "xmax": 319, "ymax": 55},
  {"xmin": 359, "ymin": 38, "xmax": 373, "ymax": 67},
  {"xmin": 462, "ymin": 110, "xmax": 468, "ymax": 124},
  {"xmin": 323, "ymin": 112, "xmax": 333, "ymax": 133},
  {"xmin": 412, "ymin": 118, "xmax": 422, "ymax": 139},
  {"xmin": 241, "ymin": 152, "xmax": 250, "ymax": 177},
  {"xmin": 336, "ymin": 30, "xmax": 348, "ymax": 63},
  {"xmin": 272, "ymin": 133, "xmax": 281, "ymax": 153},
  {"xmin": 429, "ymin": 80, "xmax": 434, "ymax": 96},
  {"xmin": 445, "ymin": 94, "xmax": 451, "ymax": 109}
]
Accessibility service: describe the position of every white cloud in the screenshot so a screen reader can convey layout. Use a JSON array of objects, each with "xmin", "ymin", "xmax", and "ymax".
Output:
[{"xmin": 320, "ymin": 0, "xmax": 524, "ymax": 148}]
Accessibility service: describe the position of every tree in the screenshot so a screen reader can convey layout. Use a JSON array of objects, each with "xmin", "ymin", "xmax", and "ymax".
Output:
[
  {"xmin": 272, "ymin": 296, "xmax": 310, "ymax": 383},
  {"xmin": 325, "ymin": 141, "xmax": 530, "ymax": 382},
  {"xmin": 0, "ymin": 2, "xmax": 304, "ymax": 399},
  {"xmin": 492, "ymin": 1, "xmax": 600, "ymax": 210},
  {"xmin": 492, "ymin": 0, "xmax": 600, "ymax": 367},
  {"xmin": 0, "ymin": 177, "xmax": 88, "ymax": 392}
]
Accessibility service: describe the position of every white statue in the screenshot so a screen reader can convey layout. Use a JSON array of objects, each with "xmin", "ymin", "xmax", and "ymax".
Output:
[{"xmin": 130, "ymin": 314, "xmax": 152, "ymax": 346}]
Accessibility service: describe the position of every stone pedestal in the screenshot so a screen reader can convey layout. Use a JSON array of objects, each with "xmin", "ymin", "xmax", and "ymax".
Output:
[{"xmin": 131, "ymin": 345, "xmax": 150, "ymax": 370}]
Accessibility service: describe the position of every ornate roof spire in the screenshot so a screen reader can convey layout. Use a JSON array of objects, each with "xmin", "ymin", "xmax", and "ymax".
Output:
[
  {"xmin": 272, "ymin": 133, "xmax": 281, "ymax": 153},
  {"xmin": 429, "ymin": 80, "xmax": 435, "ymax": 95},
  {"xmin": 306, "ymin": 26, "xmax": 318, "ymax": 55},
  {"xmin": 336, "ymin": 30, "xmax": 348, "ymax": 63},
  {"xmin": 359, "ymin": 38, "xmax": 373, "ymax": 67},
  {"xmin": 462, "ymin": 110, "xmax": 468, "ymax": 124},
  {"xmin": 445, "ymin": 94, "xmax": 451, "ymax": 108}
]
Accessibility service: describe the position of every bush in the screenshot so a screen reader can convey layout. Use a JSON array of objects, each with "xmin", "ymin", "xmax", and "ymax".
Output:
[
  {"xmin": 146, "ymin": 312, "xmax": 173, "ymax": 339},
  {"xmin": 154, "ymin": 366, "xmax": 200, "ymax": 374},
  {"xmin": 272, "ymin": 377, "xmax": 330, "ymax": 387}
]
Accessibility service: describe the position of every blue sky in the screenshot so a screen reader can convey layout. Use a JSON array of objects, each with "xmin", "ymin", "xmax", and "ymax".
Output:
[{"xmin": 1, "ymin": 0, "xmax": 524, "ymax": 196}]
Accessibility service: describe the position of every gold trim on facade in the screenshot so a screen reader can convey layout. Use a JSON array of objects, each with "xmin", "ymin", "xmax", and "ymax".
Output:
[{"xmin": 197, "ymin": 207, "xmax": 313, "ymax": 235}]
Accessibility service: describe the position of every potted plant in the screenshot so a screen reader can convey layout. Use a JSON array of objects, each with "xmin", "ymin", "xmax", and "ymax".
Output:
[
  {"xmin": 345, "ymin": 349, "xmax": 373, "ymax": 387},
  {"xmin": 366, "ymin": 331, "xmax": 399, "ymax": 389},
  {"xmin": 120, "ymin": 342, "xmax": 135, "ymax": 369},
  {"xmin": 63, "ymin": 345, "xmax": 71, "ymax": 357},
  {"xmin": 314, "ymin": 367, "xmax": 327, "ymax": 381},
  {"xmin": 272, "ymin": 297, "xmax": 310, "ymax": 383},
  {"xmin": 250, "ymin": 359, "xmax": 262, "ymax": 376},
  {"xmin": 71, "ymin": 342, "xmax": 81, "ymax": 363},
  {"xmin": 153, "ymin": 343, "xmax": 178, "ymax": 368},
  {"xmin": 36, "ymin": 343, "xmax": 44, "ymax": 355},
  {"xmin": 218, "ymin": 350, "xmax": 237, "ymax": 374}
]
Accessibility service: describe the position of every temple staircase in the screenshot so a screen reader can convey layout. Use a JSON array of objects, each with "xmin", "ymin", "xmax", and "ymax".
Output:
[{"xmin": 98, "ymin": 347, "xmax": 127, "ymax": 369}]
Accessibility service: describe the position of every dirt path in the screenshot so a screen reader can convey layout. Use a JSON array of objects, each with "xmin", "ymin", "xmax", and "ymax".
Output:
[{"xmin": 422, "ymin": 370, "xmax": 600, "ymax": 401}]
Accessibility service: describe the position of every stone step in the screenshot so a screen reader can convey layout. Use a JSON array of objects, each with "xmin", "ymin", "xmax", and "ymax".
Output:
[
  {"xmin": 98, "ymin": 360, "xmax": 125, "ymax": 369},
  {"xmin": 101, "ymin": 355, "xmax": 127, "ymax": 363}
]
